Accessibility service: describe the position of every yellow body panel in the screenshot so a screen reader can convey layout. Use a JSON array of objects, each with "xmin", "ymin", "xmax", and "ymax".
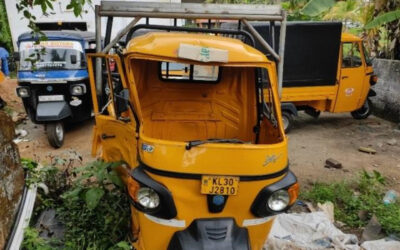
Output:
[
  {"xmin": 136, "ymin": 173, "xmax": 281, "ymax": 250},
  {"xmin": 88, "ymin": 32, "xmax": 296, "ymax": 250},
  {"xmin": 278, "ymin": 33, "xmax": 373, "ymax": 113},
  {"xmin": 126, "ymin": 32, "xmax": 268, "ymax": 64},
  {"xmin": 139, "ymin": 135, "xmax": 287, "ymax": 176}
]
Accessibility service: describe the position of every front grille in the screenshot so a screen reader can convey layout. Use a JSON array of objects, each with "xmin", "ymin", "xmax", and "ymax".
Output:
[{"xmin": 205, "ymin": 226, "xmax": 228, "ymax": 241}]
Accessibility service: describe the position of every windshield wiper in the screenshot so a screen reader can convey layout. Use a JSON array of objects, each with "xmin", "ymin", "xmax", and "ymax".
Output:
[{"xmin": 185, "ymin": 138, "xmax": 248, "ymax": 150}]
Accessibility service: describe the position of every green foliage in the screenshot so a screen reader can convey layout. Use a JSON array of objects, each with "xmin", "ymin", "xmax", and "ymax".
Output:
[
  {"xmin": 301, "ymin": 170, "xmax": 400, "ymax": 236},
  {"xmin": 300, "ymin": 0, "xmax": 335, "ymax": 17},
  {"xmin": 0, "ymin": 0, "xmax": 13, "ymax": 51},
  {"xmin": 322, "ymin": 0, "xmax": 361, "ymax": 23},
  {"xmin": 22, "ymin": 227, "xmax": 57, "ymax": 250},
  {"xmin": 22, "ymin": 160, "xmax": 131, "ymax": 250},
  {"xmin": 206, "ymin": 0, "xmax": 274, "ymax": 3},
  {"xmin": 365, "ymin": 9, "xmax": 400, "ymax": 29}
]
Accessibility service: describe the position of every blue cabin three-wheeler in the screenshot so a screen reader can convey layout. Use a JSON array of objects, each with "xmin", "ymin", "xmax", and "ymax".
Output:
[{"xmin": 16, "ymin": 30, "xmax": 96, "ymax": 148}]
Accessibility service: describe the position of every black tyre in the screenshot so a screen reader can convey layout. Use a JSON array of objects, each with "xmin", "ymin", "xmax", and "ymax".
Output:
[
  {"xmin": 282, "ymin": 111, "xmax": 294, "ymax": 133},
  {"xmin": 351, "ymin": 98, "xmax": 372, "ymax": 120},
  {"xmin": 46, "ymin": 122, "xmax": 64, "ymax": 148}
]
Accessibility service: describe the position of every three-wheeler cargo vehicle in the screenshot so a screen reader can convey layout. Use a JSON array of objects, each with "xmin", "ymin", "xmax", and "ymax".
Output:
[
  {"xmin": 231, "ymin": 22, "xmax": 378, "ymax": 132},
  {"xmin": 16, "ymin": 30, "xmax": 96, "ymax": 148},
  {"xmin": 89, "ymin": 1, "xmax": 298, "ymax": 249}
]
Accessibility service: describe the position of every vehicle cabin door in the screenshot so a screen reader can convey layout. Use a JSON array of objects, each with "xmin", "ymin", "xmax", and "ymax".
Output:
[
  {"xmin": 87, "ymin": 54, "xmax": 138, "ymax": 168},
  {"xmin": 334, "ymin": 42, "xmax": 366, "ymax": 112}
]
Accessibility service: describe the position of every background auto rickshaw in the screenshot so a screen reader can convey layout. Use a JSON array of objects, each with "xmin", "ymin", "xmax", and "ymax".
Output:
[
  {"xmin": 16, "ymin": 29, "xmax": 96, "ymax": 148},
  {"xmin": 244, "ymin": 22, "xmax": 377, "ymax": 132},
  {"xmin": 88, "ymin": 2, "xmax": 298, "ymax": 249}
]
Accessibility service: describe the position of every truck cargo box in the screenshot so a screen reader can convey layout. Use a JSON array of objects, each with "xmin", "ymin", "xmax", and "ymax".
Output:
[{"xmin": 223, "ymin": 21, "xmax": 343, "ymax": 87}]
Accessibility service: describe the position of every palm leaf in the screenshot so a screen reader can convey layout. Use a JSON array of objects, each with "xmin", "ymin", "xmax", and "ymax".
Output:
[
  {"xmin": 365, "ymin": 9, "xmax": 400, "ymax": 29},
  {"xmin": 300, "ymin": 0, "xmax": 336, "ymax": 17}
]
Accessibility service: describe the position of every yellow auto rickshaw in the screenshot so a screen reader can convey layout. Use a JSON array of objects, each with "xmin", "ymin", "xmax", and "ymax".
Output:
[
  {"xmin": 241, "ymin": 22, "xmax": 377, "ymax": 132},
  {"xmin": 88, "ymin": 2, "xmax": 298, "ymax": 249}
]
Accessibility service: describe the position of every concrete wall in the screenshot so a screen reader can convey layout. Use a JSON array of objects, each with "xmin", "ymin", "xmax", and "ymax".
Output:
[
  {"xmin": 371, "ymin": 59, "xmax": 400, "ymax": 123},
  {"xmin": 0, "ymin": 111, "xmax": 24, "ymax": 249}
]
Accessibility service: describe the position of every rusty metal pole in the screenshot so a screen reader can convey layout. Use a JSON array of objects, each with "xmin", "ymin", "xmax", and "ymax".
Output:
[
  {"xmin": 95, "ymin": 5, "xmax": 102, "ymax": 97},
  {"xmin": 277, "ymin": 11, "xmax": 286, "ymax": 98}
]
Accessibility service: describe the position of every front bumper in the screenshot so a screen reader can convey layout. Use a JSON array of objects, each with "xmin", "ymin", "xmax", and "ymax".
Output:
[{"xmin": 168, "ymin": 218, "xmax": 250, "ymax": 250}]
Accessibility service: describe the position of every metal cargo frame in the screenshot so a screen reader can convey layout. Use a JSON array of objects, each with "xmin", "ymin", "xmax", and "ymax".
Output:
[{"xmin": 94, "ymin": 1, "xmax": 287, "ymax": 97}]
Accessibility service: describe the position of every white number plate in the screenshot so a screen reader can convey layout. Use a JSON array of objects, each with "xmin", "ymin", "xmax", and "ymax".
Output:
[{"xmin": 38, "ymin": 95, "xmax": 64, "ymax": 102}]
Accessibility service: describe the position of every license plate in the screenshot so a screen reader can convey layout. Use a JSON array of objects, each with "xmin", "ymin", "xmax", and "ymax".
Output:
[
  {"xmin": 201, "ymin": 175, "xmax": 239, "ymax": 195},
  {"xmin": 38, "ymin": 95, "xmax": 64, "ymax": 102}
]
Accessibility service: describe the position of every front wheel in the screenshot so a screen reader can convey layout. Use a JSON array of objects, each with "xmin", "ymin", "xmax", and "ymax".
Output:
[
  {"xmin": 351, "ymin": 98, "xmax": 372, "ymax": 120},
  {"xmin": 46, "ymin": 122, "xmax": 64, "ymax": 148},
  {"xmin": 282, "ymin": 111, "xmax": 294, "ymax": 134}
]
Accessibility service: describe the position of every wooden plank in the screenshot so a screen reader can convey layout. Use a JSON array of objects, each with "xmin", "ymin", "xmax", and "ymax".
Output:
[{"xmin": 99, "ymin": 1, "xmax": 283, "ymax": 20}]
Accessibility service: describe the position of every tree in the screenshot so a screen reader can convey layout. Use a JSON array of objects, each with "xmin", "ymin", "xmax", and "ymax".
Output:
[
  {"xmin": 365, "ymin": 0, "xmax": 400, "ymax": 59},
  {"xmin": 16, "ymin": 0, "xmax": 91, "ymax": 39},
  {"xmin": 0, "ymin": 0, "xmax": 13, "ymax": 51}
]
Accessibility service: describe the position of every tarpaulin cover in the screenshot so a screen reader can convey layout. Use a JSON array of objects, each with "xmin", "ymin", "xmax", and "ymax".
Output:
[{"xmin": 223, "ymin": 22, "xmax": 343, "ymax": 87}]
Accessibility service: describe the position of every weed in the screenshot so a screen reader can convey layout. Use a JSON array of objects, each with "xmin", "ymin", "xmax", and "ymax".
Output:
[
  {"xmin": 301, "ymin": 170, "xmax": 400, "ymax": 236},
  {"xmin": 22, "ymin": 159, "xmax": 131, "ymax": 250},
  {"xmin": 22, "ymin": 227, "xmax": 58, "ymax": 250}
]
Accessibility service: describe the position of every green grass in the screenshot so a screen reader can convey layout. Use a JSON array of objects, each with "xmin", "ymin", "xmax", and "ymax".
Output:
[{"xmin": 301, "ymin": 170, "xmax": 400, "ymax": 236}]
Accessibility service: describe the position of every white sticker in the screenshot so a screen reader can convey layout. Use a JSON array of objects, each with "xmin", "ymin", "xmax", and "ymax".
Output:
[
  {"xmin": 345, "ymin": 88, "xmax": 354, "ymax": 96},
  {"xmin": 145, "ymin": 214, "xmax": 186, "ymax": 228},
  {"xmin": 242, "ymin": 216, "xmax": 274, "ymax": 227},
  {"xmin": 178, "ymin": 43, "xmax": 228, "ymax": 63},
  {"xmin": 142, "ymin": 143, "xmax": 154, "ymax": 153}
]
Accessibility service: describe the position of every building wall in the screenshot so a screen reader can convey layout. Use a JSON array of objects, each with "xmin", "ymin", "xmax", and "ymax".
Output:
[
  {"xmin": 5, "ymin": 0, "xmax": 181, "ymax": 50},
  {"xmin": 0, "ymin": 111, "xmax": 24, "ymax": 249},
  {"xmin": 371, "ymin": 59, "xmax": 400, "ymax": 123}
]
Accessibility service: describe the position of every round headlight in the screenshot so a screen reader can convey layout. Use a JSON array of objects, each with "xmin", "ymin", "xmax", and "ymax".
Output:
[
  {"xmin": 17, "ymin": 87, "xmax": 30, "ymax": 98},
  {"xmin": 71, "ymin": 85, "xmax": 84, "ymax": 95},
  {"xmin": 267, "ymin": 190, "xmax": 290, "ymax": 212},
  {"xmin": 137, "ymin": 187, "xmax": 160, "ymax": 209}
]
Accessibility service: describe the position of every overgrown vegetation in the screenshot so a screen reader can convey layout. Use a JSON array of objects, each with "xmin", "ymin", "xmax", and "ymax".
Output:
[
  {"xmin": 21, "ymin": 159, "xmax": 131, "ymax": 250},
  {"xmin": 0, "ymin": 0, "xmax": 13, "ymax": 52},
  {"xmin": 301, "ymin": 170, "xmax": 400, "ymax": 236}
]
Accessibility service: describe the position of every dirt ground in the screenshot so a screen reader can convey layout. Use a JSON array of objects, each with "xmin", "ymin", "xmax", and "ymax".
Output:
[{"xmin": 2, "ymin": 78, "xmax": 400, "ymax": 192}]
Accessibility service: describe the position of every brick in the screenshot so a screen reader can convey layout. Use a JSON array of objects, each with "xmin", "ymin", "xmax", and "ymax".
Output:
[{"xmin": 325, "ymin": 158, "xmax": 342, "ymax": 169}]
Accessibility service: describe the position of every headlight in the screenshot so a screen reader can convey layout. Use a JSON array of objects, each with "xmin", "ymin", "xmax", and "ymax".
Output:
[
  {"xmin": 251, "ymin": 171, "xmax": 298, "ymax": 217},
  {"xmin": 70, "ymin": 84, "xmax": 86, "ymax": 95},
  {"xmin": 130, "ymin": 166, "xmax": 177, "ymax": 219},
  {"xmin": 136, "ymin": 187, "xmax": 160, "ymax": 209},
  {"xmin": 267, "ymin": 189, "xmax": 290, "ymax": 211},
  {"xmin": 17, "ymin": 87, "xmax": 30, "ymax": 98}
]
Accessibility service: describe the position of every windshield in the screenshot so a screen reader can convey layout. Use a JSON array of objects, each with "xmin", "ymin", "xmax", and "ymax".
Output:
[{"xmin": 19, "ymin": 41, "xmax": 85, "ymax": 71}]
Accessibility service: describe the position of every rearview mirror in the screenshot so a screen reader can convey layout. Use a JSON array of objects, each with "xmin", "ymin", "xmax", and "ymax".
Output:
[{"xmin": 70, "ymin": 55, "xmax": 77, "ymax": 64}]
